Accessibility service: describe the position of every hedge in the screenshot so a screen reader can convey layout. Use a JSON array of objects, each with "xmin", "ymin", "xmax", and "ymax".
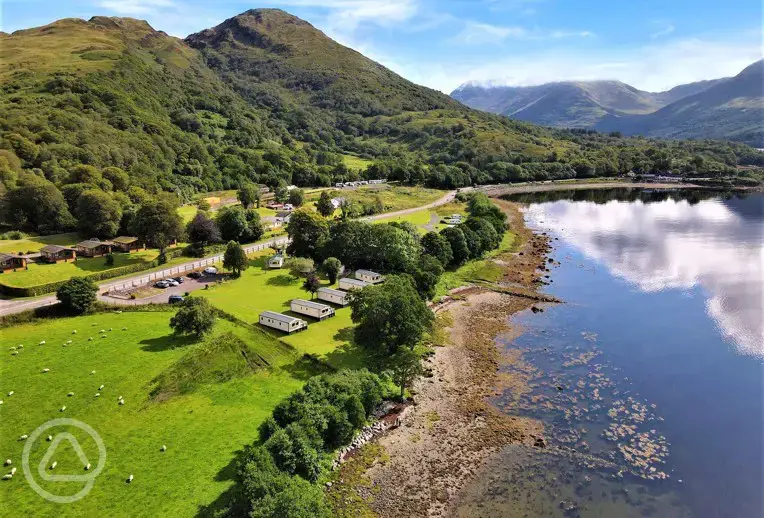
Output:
[{"xmin": 0, "ymin": 248, "xmax": 185, "ymax": 298}]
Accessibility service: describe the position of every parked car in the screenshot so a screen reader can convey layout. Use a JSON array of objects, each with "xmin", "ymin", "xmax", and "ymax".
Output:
[
  {"xmin": 188, "ymin": 271, "xmax": 202, "ymax": 279},
  {"xmin": 203, "ymin": 267, "xmax": 218, "ymax": 275},
  {"xmin": 168, "ymin": 294, "xmax": 184, "ymax": 304},
  {"xmin": 166, "ymin": 280, "xmax": 179, "ymax": 287},
  {"xmin": 174, "ymin": 277, "xmax": 184, "ymax": 284},
  {"xmin": 283, "ymin": 204, "xmax": 294, "ymax": 211},
  {"xmin": 155, "ymin": 280, "xmax": 169, "ymax": 289}
]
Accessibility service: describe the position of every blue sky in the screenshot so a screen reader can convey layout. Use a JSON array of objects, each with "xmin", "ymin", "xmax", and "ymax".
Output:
[{"xmin": 2, "ymin": 0, "xmax": 762, "ymax": 93}]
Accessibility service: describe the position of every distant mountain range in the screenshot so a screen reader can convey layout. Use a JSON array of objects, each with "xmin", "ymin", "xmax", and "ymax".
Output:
[{"xmin": 452, "ymin": 61, "xmax": 764, "ymax": 146}]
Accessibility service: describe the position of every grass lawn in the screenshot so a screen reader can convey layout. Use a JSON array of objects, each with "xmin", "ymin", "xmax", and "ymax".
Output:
[
  {"xmin": 0, "ymin": 233, "xmax": 80, "ymax": 255},
  {"xmin": 341, "ymin": 154, "xmax": 372, "ymax": 172},
  {"xmin": 373, "ymin": 209, "xmax": 433, "ymax": 227},
  {"xmin": 196, "ymin": 257, "xmax": 366, "ymax": 370},
  {"xmin": 331, "ymin": 186, "xmax": 444, "ymax": 213},
  {"xmin": 0, "ymin": 310, "xmax": 316, "ymax": 517},
  {"xmin": 0, "ymin": 250, "xmax": 161, "ymax": 288},
  {"xmin": 177, "ymin": 205, "xmax": 198, "ymax": 224}
]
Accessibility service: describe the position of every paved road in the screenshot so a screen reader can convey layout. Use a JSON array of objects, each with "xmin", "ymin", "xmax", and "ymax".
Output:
[{"xmin": 0, "ymin": 191, "xmax": 457, "ymax": 316}]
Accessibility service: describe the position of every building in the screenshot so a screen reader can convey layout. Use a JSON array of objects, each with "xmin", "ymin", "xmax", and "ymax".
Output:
[
  {"xmin": 39, "ymin": 245, "xmax": 76, "ymax": 263},
  {"xmin": 339, "ymin": 277, "xmax": 369, "ymax": 291},
  {"xmin": 75, "ymin": 239, "xmax": 113, "ymax": 258},
  {"xmin": 275, "ymin": 211, "xmax": 292, "ymax": 225},
  {"xmin": 259, "ymin": 311, "xmax": 308, "ymax": 333},
  {"xmin": 111, "ymin": 236, "xmax": 143, "ymax": 253},
  {"xmin": 290, "ymin": 299, "xmax": 335, "ymax": 320},
  {"xmin": 0, "ymin": 253, "xmax": 26, "ymax": 272},
  {"xmin": 355, "ymin": 269, "xmax": 384, "ymax": 284},
  {"xmin": 268, "ymin": 254, "xmax": 285, "ymax": 269},
  {"xmin": 316, "ymin": 287, "xmax": 350, "ymax": 306}
]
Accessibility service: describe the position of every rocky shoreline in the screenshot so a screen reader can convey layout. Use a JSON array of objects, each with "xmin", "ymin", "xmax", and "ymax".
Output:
[{"xmin": 330, "ymin": 200, "xmax": 555, "ymax": 517}]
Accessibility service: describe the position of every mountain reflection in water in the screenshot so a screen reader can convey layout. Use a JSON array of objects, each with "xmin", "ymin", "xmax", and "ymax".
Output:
[{"xmin": 524, "ymin": 192, "xmax": 763, "ymax": 357}]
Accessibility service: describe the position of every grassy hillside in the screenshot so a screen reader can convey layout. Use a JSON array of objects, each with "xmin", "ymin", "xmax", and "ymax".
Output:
[{"xmin": 0, "ymin": 310, "xmax": 316, "ymax": 517}]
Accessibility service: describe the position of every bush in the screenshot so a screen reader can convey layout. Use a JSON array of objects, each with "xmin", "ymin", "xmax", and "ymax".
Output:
[
  {"xmin": 56, "ymin": 277, "xmax": 98, "ymax": 314},
  {"xmin": 169, "ymin": 297, "xmax": 217, "ymax": 336},
  {"xmin": 321, "ymin": 257, "xmax": 342, "ymax": 284}
]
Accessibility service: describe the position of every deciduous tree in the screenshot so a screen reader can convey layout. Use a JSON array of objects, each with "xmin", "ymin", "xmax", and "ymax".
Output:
[{"xmin": 223, "ymin": 241, "xmax": 249, "ymax": 277}]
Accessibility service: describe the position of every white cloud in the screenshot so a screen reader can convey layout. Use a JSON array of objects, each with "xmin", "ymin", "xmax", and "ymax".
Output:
[
  {"xmin": 650, "ymin": 20, "xmax": 675, "ymax": 39},
  {"xmin": 97, "ymin": 0, "xmax": 175, "ymax": 16},
  {"xmin": 452, "ymin": 20, "xmax": 594, "ymax": 46},
  {"xmin": 271, "ymin": 0, "xmax": 419, "ymax": 30}
]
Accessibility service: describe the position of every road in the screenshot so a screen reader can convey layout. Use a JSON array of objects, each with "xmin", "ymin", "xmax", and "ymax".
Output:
[{"xmin": 0, "ymin": 191, "xmax": 457, "ymax": 317}]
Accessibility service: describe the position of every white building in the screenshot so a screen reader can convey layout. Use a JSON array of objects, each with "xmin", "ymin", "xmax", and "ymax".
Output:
[
  {"xmin": 316, "ymin": 287, "xmax": 350, "ymax": 306},
  {"xmin": 259, "ymin": 311, "xmax": 308, "ymax": 333},
  {"xmin": 339, "ymin": 277, "xmax": 369, "ymax": 291},
  {"xmin": 290, "ymin": 299, "xmax": 335, "ymax": 320},
  {"xmin": 355, "ymin": 269, "xmax": 384, "ymax": 284},
  {"xmin": 268, "ymin": 254, "xmax": 284, "ymax": 269}
]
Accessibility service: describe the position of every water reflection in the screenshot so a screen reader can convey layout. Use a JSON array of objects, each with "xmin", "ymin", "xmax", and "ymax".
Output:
[{"xmin": 524, "ymin": 194, "xmax": 763, "ymax": 357}]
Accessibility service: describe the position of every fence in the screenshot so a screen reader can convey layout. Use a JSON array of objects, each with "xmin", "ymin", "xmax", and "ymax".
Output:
[{"xmin": 105, "ymin": 237, "xmax": 290, "ymax": 293}]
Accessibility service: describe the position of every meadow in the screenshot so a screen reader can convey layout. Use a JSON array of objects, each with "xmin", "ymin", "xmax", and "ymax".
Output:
[
  {"xmin": 0, "ymin": 310, "xmax": 319, "ymax": 517},
  {"xmin": 0, "ymin": 233, "xmax": 80, "ymax": 255}
]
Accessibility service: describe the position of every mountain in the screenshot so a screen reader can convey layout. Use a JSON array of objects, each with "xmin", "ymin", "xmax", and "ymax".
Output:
[
  {"xmin": 451, "ymin": 64, "xmax": 761, "ymax": 146},
  {"xmin": 595, "ymin": 60, "xmax": 764, "ymax": 147},
  {"xmin": 1, "ymin": 10, "xmax": 762, "ymax": 234},
  {"xmin": 452, "ymin": 77, "xmax": 728, "ymax": 129}
]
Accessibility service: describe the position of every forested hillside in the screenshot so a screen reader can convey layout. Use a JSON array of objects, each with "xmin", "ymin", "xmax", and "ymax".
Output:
[{"xmin": 1, "ymin": 10, "xmax": 762, "ymax": 235}]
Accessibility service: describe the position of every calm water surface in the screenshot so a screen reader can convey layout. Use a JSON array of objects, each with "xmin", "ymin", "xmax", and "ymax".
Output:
[{"xmin": 455, "ymin": 190, "xmax": 763, "ymax": 518}]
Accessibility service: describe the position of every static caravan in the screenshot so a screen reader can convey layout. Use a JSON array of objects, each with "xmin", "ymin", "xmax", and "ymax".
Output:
[
  {"xmin": 268, "ymin": 254, "xmax": 285, "ymax": 269},
  {"xmin": 355, "ymin": 269, "xmax": 384, "ymax": 284},
  {"xmin": 259, "ymin": 311, "xmax": 308, "ymax": 334},
  {"xmin": 316, "ymin": 287, "xmax": 350, "ymax": 307},
  {"xmin": 290, "ymin": 299, "xmax": 335, "ymax": 320},
  {"xmin": 339, "ymin": 277, "xmax": 369, "ymax": 291}
]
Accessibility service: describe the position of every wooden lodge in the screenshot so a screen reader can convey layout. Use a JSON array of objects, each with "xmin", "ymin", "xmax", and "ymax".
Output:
[
  {"xmin": 75, "ymin": 239, "xmax": 113, "ymax": 258},
  {"xmin": 39, "ymin": 245, "xmax": 76, "ymax": 263},
  {"xmin": 0, "ymin": 253, "xmax": 27, "ymax": 272},
  {"xmin": 111, "ymin": 236, "xmax": 143, "ymax": 253}
]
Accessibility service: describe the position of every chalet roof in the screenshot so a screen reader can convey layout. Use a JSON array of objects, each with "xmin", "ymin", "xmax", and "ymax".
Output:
[
  {"xmin": 292, "ymin": 299, "xmax": 332, "ymax": 311},
  {"xmin": 40, "ymin": 245, "xmax": 70, "ymax": 254},
  {"xmin": 77, "ymin": 239, "xmax": 113, "ymax": 249},
  {"xmin": 317, "ymin": 287, "xmax": 347, "ymax": 297},
  {"xmin": 112, "ymin": 236, "xmax": 138, "ymax": 244},
  {"xmin": 340, "ymin": 278, "xmax": 368, "ymax": 287},
  {"xmin": 0, "ymin": 252, "xmax": 17, "ymax": 261},
  {"xmin": 269, "ymin": 254, "xmax": 284, "ymax": 262},
  {"xmin": 356, "ymin": 269, "xmax": 381, "ymax": 277},
  {"xmin": 260, "ymin": 311, "xmax": 301, "ymax": 324},
  {"xmin": 275, "ymin": 211, "xmax": 291, "ymax": 219}
]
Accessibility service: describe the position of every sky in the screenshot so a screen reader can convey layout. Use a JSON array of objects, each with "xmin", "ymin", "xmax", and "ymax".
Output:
[{"xmin": 2, "ymin": 0, "xmax": 762, "ymax": 93}]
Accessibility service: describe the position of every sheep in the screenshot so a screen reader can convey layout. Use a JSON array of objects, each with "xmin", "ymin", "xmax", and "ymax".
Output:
[
  {"xmin": 118, "ymin": 395, "xmax": 123, "ymax": 401},
  {"xmin": 42, "ymin": 368, "xmax": 50, "ymax": 373},
  {"xmin": 88, "ymin": 337, "xmax": 93, "ymax": 341},
  {"xmin": 2, "ymin": 474, "xmax": 11, "ymax": 480},
  {"xmin": 91, "ymin": 370, "xmax": 96, "ymax": 375},
  {"xmin": 10, "ymin": 468, "xmax": 16, "ymax": 476},
  {"xmin": 95, "ymin": 393, "xmax": 100, "ymax": 398},
  {"xmin": 118, "ymin": 399, "xmax": 125, "ymax": 406},
  {"xmin": 66, "ymin": 340, "xmax": 72, "ymax": 344},
  {"xmin": 72, "ymin": 330, "xmax": 77, "ymax": 334},
  {"xmin": 0, "ymin": 400, "xmax": 3, "ymax": 405},
  {"xmin": 116, "ymin": 310, "xmax": 122, "ymax": 314},
  {"xmin": 101, "ymin": 335, "xmax": 107, "ymax": 339},
  {"xmin": 67, "ymin": 392, "xmax": 74, "ymax": 397},
  {"xmin": 126, "ymin": 474, "xmax": 133, "ymax": 483},
  {"xmin": 39, "ymin": 340, "xmax": 45, "ymax": 345},
  {"xmin": 99, "ymin": 384, "xmax": 104, "ymax": 390},
  {"xmin": 7, "ymin": 391, "xmax": 14, "ymax": 396},
  {"xmin": 50, "ymin": 461, "xmax": 57, "ymax": 470},
  {"xmin": 60, "ymin": 406, "xmax": 66, "ymax": 412},
  {"xmin": 85, "ymin": 463, "xmax": 91, "ymax": 471},
  {"xmin": 19, "ymin": 435, "xmax": 27, "ymax": 441},
  {"xmin": 17, "ymin": 345, "xmax": 23, "ymax": 349},
  {"xmin": 160, "ymin": 445, "xmax": 167, "ymax": 452},
  {"xmin": 122, "ymin": 327, "xmax": 127, "ymax": 330},
  {"xmin": 100, "ymin": 329, "xmax": 105, "ymax": 333},
  {"xmin": 47, "ymin": 435, "xmax": 53, "ymax": 442},
  {"xmin": 4, "ymin": 459, "xmax": 10, "ymax": 466},
  {"xmin": 9, "ymin": 347, "xmax": 15, "ymax": 351},
  {"xmin": 11, "ymin": 351, "xmax": 17, "ymax": 356},
  {"xmin": 109, "ymin": 328, "xmax": 113, "ymax": 331}
]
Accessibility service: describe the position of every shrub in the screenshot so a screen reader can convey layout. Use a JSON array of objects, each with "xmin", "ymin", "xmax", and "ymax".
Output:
[
  {"xmin": 169, "ymin": 297, "xmax": 217, "ymax": 336},
  {"xmin": 321, "ymin": 257, "xmax": 342, "ymax": 284},
  {"xmin": 56, "ymin": 277, "xmax": 98, "ymax": 314}
]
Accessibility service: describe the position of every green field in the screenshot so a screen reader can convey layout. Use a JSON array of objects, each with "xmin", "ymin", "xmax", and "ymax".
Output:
[
  {"xmin": 195, "ymin": 257, "xmax": 365, "ymax": 370},
  {"xmin": 0, "ymin": 250, "xmax": 161, "ymax": 288},
  {"xmin": 0, "ymin": 310, "xmax": 318, "ymax": 517},
  {"xmin": 330, "ymin": 186, "xmax": 444, "ymax": 213},
  {"xmin": 341, "ymin": 154, "xmax": 372, "ymax": 171},
  {"xmin": 177, "ymin": 205, "xmax": 198, "ymax": 224},
  {"xmin": 0, "ymin": 233, "xmax": 80, "ymax": 255}
]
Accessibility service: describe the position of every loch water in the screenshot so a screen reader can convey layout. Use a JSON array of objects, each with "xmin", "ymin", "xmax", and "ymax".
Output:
[{"xmin": 455, "ymin": 189, "xmax": 763, "ymax": 518}]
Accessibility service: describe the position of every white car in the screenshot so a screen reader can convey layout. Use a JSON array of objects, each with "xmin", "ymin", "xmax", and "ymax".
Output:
[
  {"xmin": 283, "ymin": 204, "xmax": 294, "ymax": 211},
  {"xmin": 203, "ymin": 267, "xmax": 218, "ymax": 275},
  {"xmin": 166, "ymin": 280, "xmax": 179, "ymax": 287}
]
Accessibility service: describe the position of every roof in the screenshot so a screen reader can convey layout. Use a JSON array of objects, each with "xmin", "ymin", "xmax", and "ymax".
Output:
[
  {"xmin": 317, "ymin": 287, "xmax": 348, "ymax": 297},
  {"xmin": 0, "ymin": 252, "xmax": 17, "ymax": 261},
  {"xmin": 292, "ymin": 299, "xmax": 332, "ymax": 311},
  {"xmin": 260, "ymin": 311, "xmax": 301, "ymax": 324},
  {"xmin": 275, "ymin": 211, "xmax": 291, "ymax": 218},
  {"xmin": 356, "ymin": 269, "xmax": 381, "ymax": 277},
  {"xmin": 340, "ymin": 278, "xmax": 368, "ymax": 287},
  {"xmin": 112, "ymin": 236, "xmax": 138, "ymax": 244},
  {"xmin": 40, "ymin": 245, "xmax": 69, "ymax": 254},
  {"xmin": 269, "ymin": 254, "xmax": 284, "ymax": 261},
  {"xmin": 77, "ymin": 239, "xmax": 113, "ymax": 249}
]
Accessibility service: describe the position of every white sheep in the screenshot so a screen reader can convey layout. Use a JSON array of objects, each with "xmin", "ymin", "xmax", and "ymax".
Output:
[
  {"xmin": 109, "ymin": 328, "xmax": 113, "ymax": 331},
  {"xmin": 95, "ymin": 393, "xmax": 101, "ymax": 398},
  {"xmin": 99, "ymin": 384, "xmax": 104, "ymax": 390},
  {"xmin": 67, "ymin": 392, "xmax": 74, "ymax": 397},
  {"xmin": 42, "ymin": 368, "xmax": 50, "ymax": 373},
  {"xmin": 11, "ymin": 351, "xmax": 17, "ymax": 356},
  {"xmin": 50, "ymin": 461, "xmax": 57, "ymax": 470},
  {"xmin": 100, "ymin": 329, "xmax": 105, "ymax": 333},
  {"xmin": 39, "ymin": 341, "xmax": 46, "ymax": 345},
  {"xmin": 9, "ymin": 347, "xmax": 15, "ymax": 351},
  {"xmin": 47, "ymin": 435, "xmax": 53, "ymax": 441},
  {"xmin": 66, "ymin": 340, "xmax": 72, "ymax": 344},
  {"xmin": 118, "ymin": 399, "xmax": 125, "ymax": 406},
  {"xmin": 2, "ymin": 474, "xmax": 11, "ymax": 480},
  {"xmin": 19, "ymin": 435, "xmax": 28, "ymax": 441},
  {"xmin": 116, "ymin": 310, "xmax": 122, "ymax": 314},
  {"xmin": 118, "ymin": 395, "xmax": 123, "ymax": 401},
  {"xmin": 0, "ymin": 400, "xmax": 3, "ymax": 405},
  {"xmin": 85, "ymin": 463, "xmax": 91, "ymax": 470},
  {"xmin": 60, "ymin": 406, "xmax": 66, "ymax": 412},
  {"xmin": 127, "ymin": 474, "xmax": 134, "ymax": 483},
  {"xmin": 91, "ymin": 370, "xmax": 96, "ymax": 375},
  {"xmin": 72, "ymin": 330, "xmax": 77, "ymax": 334},
  {"xmin": 101, "ymin": 335, "xmax": 107, "ymax": 339},
  {"xmin": 10, "ymin": 468, "xmax": 16, "ymax": 476},
  {"xmin": 17, "ymin": 345, "xmax": 23, "ymax": 349},
  {"xmin": 122, "ymin": 327, "xmax": 127, "ymax": 330},
  {"xmin": 88, "ymin": 337, "xmax": 93, "ymax": 341},
  {"xmin": 160, "ymin": 445, "xmax": 167, "ymax": 452},
  {"xmin": 8, "ymin": 391, "xmax": 14, "ymax": 396},
  {"xmin": 4, "ymin": 459, "xmax": 10, "ymax": 466}
]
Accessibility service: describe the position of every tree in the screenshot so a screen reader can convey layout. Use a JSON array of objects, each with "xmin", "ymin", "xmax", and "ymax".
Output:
[
  {"xmin": 131, "ymin": 197, "xmax": 184, "ymax": 253},
  {"xmin": 288, "ymin": 188, "xmax": 305, "ymax": 207},
  {"xmin": 321, "ymin": 257, "xmax": 342, "ymax": 284},
  {"xmin": 238, "ymin": 183, "xmax": 260, "ymax": 209},
  {"xmin": 244, "ymin": 209, "xmax": 265, "ymax": 242},
  {"xmin": 302, "ymin": 273, "xmax": 321, "ymax": 299},
  {"xmin": 339, "ymin": 198, "xmax": 355, "ymax": 219},
  {"xmin": 76, "ymin": 189, "xmax": 122, "ymax": 238},
  {"xmin": 274, "ymin": 183, "xmax": 289, "ymax": 203},
  {"xmin": 223, "ymin": 241, "xmax": 249, "ymax": 277},
  {"xmin": 216, "ymin": 205, "xmax": 249, "ymax": 242},
  {"xmin": 287, "ymin": 257, "xmax": 315, "ymax": 278},
  {"xmin": 350, "ymin": 275, "xmax": 433, "ymax": 356},
  {"xmin": 421, "ymin": 231, "xmax": 453, "ymax": 268},
  {"xmin": 186, "ymin": 212, "xmax": 220, "ymax": 247},
  {"xmin": 102, "ymin": 166, "xmax": 129, "ymax": 191},
  {"xmin": 463, "ymin": 217, "xmax": 501, "ymax": 253},
  {"xmin": 440, "ymin": 227, "xmax": 470, "ymax": 266},
  {"xmin": 315, "ymin": 191, "xmax": 334, "ymax": 217},
  {"xmin": 56, "ymin": 277, "xmax": 98, "ymax": 315},
  {"xmin": 169, "ymin": 298, "xmax": 217, "ymax": 337},
  {"xmin": 67, "ymin": 164, "xmax": 102, "ymax": 185},
  {"xmin": 286, "ymin": 209, "xmax": 329, "ymax": 260},
  {"xmin": 467, "ymin": 193, "xmax": 507, "ymax": 234},
  {"xmin": 369, "ymin": 224, "xmax": 421, "ymax": 273},
  {"xmin": 2, "ymin": 178, "xmax": 75, "ymax": 232},
  {"xmin": 388, "ymin": 348, "xmax": 423, "ymax": 399}
]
